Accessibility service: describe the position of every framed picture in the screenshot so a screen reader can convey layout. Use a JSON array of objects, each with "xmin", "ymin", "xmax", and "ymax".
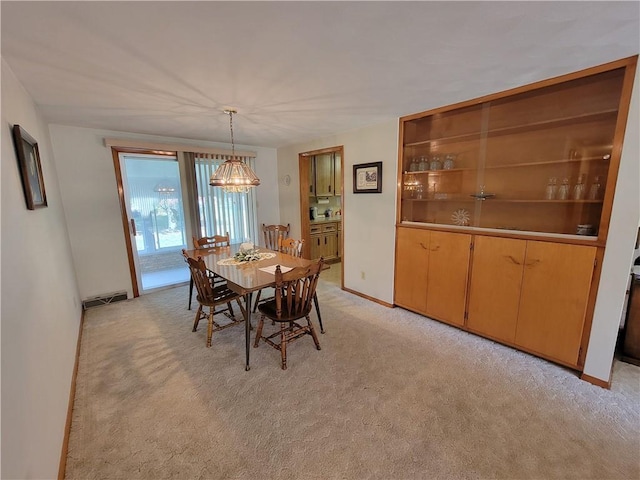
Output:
[
  {"xmin": 12, "ymin": 125, "xmax": 47, "ymax": 210},
  {"xmin": 353, "ymin": 161, "xmax": 382, "ymax": 193}
]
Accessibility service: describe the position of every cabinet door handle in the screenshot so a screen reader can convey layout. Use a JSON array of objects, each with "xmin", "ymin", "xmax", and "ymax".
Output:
[
  {"xmin": 525, "ymin": 259, "xmax": 540, "ymax": 267},
  {"xmin": 430, "ymin": 245, "xmax": 440, "ymax": 252},
  {"xmin": 505, "ymin": 255, "xmax": 521, "ymax": 265},
  {"xmin": 419, "ymin": 242, "xmax": 428, "ymax": 250}
]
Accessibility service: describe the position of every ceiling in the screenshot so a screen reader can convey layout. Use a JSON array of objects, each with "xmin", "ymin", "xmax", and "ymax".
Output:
[{"xmin": 2, "ymin": 1, "xmax": 639, "ymax": 149}]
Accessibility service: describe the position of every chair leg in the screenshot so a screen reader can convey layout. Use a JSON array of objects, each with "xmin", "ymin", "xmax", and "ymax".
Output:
[
  {"xmin": 253, "ymin": 315, "xmax": 265, "ymax": 347},
  {"xmin": 307, "ymin": 316, "xmax": 321, "ymax": 350},
  {"xmin": 188, "ymin": 277, "xmax": 194, "ymax": 310},
  {"xmin": 280, "ymin": 322, "xmax": 288, "ymax": 370},
  {"xmin": 193, "ymin": 304, "xmax": 203, "ymax": 332},
  {"xmin": 227, "ymin": 301, "xmax": 235, "ymax": 318},
  {"xmin": 252, "ymin": 289, "xmax": 262, "ymax": 312},
  {"xmin": 313, "ymin": 293, "xmax": 324, "ymax": 333},
  {"xmin": 206, "ymin": 307, "xmax": 214, "ymax": 348}
]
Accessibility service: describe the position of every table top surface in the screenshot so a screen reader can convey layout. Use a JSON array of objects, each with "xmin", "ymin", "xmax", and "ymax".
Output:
[{"xmin": 184, "ymin": 244, "xmax": 316, "ymax": 294}]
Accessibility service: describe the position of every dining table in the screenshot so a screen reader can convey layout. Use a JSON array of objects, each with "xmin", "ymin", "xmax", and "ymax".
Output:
[{"xmin": 184, "ymin": 244, "xmax": 325, "ymax": 370}]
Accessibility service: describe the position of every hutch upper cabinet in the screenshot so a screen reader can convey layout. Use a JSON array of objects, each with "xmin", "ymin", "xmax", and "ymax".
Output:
[
  {"xmin": 394, "ymin": 56, "xmax": 637, "ymax": 374},
  {"xmin": 398, "ymin": 57, "xmax": 637, "ymax": 242}
]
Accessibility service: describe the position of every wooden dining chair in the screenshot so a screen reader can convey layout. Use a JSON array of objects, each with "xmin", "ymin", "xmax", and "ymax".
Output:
[
  {"xmin": 187, "ymin": 233, "xmax": 230, "ymax": 310},
  {"xmin": 193, "ymin": 233, "xmax": 230, "ymax": 249},
  {"xmin": 252, "ymin": 235, "xmax": 300, "ymax": 313},
  {"xmin": 262, "ymin": 223, "xmax": 290, "ymax": 251},
  {"xmin": 183, "ymin": 250, "xmax": 246, "ymax": 347},
  {"xmin": 253, "ymin": 258, "xmax": 324, "ymax": 369},
  {"xmin": 279, "ymin": 237, "xmax": 304, "ymax": 257},
  {"xmin": 278, "ymin": 238, "xmax": 325, "ymax": 333}
]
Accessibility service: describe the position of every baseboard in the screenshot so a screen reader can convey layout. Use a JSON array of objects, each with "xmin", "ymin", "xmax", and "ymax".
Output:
[
  {"xmin": 580, "ymin": 372, "xmax": 611, "ymax": 389},
  {"xmin": 58, "ymin": 309, "xmax": 85, "ymax": 480},
  {"xmin": 342, "ymin": 287, "xmax": 394, "ymax": 308}
]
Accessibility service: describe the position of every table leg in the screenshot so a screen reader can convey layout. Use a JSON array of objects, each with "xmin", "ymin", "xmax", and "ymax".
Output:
[
  {"xmin": 244, "ymin": 292, "xmax": 253, "ymax": 371},
  {"xmin": 313, "ymin": 293, "xmax": 325, "ymax": 334}
]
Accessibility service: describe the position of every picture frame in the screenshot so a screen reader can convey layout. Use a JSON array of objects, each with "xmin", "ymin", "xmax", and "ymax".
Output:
[
  {"xmin": 353, "ymin": 161, "xmax": 382, "ymax": 194},
  {"xmin": 12, "ymin": 125, "xmax": 47, "ymax": 210}
]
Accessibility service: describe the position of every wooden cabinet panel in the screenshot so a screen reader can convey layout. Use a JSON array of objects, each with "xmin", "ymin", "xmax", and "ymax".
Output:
[
  {"xmin": 309, "ymin": 222, "xmax": 340, "ymax": 261},
  {"xmin": 314, "ymin": 153, "xmax": 334, "ymax": 196},
  {"xmin": 394, "ymin": 228, "xmax": 429, "ymax": 313},
  {"xmin": 467, "ymin": 236, "xmax": 526, "ymax": 343},
  {"xmin": 334, "ymin": 152, "xmax": 342, "ymax": 196},
  {"xmin": 310, "ymin": 234, "xmax": 322, "ymax": 260},
  {"xmin": 324, "ymin": 230, "xmax": 338, "ymax": 260},
  {"xmin": 425, "ymin": 231, "xmax": 471, "ymax": 326},
  {"xmin": 515, "ymin": 241, "xmax": 596, "ymax": 366}
]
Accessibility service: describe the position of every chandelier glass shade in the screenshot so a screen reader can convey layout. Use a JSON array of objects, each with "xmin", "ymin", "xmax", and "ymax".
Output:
[{"xmin": 209, "ymin": 109, "xmax": 260, "ymax": 193}]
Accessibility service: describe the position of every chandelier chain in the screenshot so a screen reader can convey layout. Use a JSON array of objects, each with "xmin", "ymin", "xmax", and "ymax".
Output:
[{"xmin": 228, "ymin": 111, "xmax": 235, "ymax": 159}]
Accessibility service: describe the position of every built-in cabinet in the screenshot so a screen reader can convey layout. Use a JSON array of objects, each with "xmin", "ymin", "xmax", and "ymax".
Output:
[
  {"xmin": 394, "ymin": 56, "xmax": 637, "ymax": 373},
  {"xmin": 309, "ymin": 152, "xmax": 341, "ymax": 197},
  {"xmin": 395, "ymin": 229, "xmax": 471, "ymax": 326},
  {"xmin": 467, "ymin": 236, "xmax": 596, "ymax": 366},
  {"xmin": 310, "ymin": 221, "xmax": 340, "ymax": 262}
]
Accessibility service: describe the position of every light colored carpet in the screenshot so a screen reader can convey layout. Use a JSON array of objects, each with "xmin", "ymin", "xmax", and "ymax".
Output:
[{"xmin": 66, "ymin": 276, "xmax": 640, "ymax": 480}]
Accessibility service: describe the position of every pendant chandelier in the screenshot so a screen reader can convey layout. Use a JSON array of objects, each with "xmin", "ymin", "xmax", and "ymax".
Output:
[{"xmin": 209, "ymin": 109, "xmax": 260, "ymax": 193}]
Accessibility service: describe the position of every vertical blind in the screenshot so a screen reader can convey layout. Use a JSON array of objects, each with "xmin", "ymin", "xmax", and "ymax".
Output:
[{"xmin": 193, "ymin": 153, "xmax": 258, "ymax": 244}]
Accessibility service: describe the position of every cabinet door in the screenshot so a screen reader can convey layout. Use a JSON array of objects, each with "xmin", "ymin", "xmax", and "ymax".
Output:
[
  {"xmin": 467, "ymin": 236, "xmax": 526, "ymax": 343},
  {"xmin": 515, "ymin": 241, "xmax": 596, "ymax": 366},
  {"xmin": 425, "ymin": 231, "xmax": 471, "ymax": 326},
  {"xmin": 310, "ymin": 234, "xmax": 323, "ymax": 260},
  {"xmin": 323, "ymin": 232, "xmax": 338, "ymax": 260},
  {"xmin": 314, "ymin": 153, "xmax": 334, "ymax": 196},
  {"xmin": 394, "ymin": 228, "xmax": 429, "ymax": 313}
]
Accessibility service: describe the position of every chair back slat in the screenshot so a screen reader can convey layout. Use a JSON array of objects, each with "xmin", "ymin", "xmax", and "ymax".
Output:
[{"xmin": 262, "ymin": 224, "xmax": 290, "ymax": 251}]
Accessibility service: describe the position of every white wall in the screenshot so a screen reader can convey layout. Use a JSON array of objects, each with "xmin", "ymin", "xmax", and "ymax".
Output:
[
  {"xmin": 1, "ymin": 60, "xmax": 82, "ymax": 479},
  {"xmin": 48, "ymin": 124, "xmax": 280, "ymax": 300},
  {"xmin": 583, "ymin": 62, "xmax": 640, "ymax": 382},
  {"xmin": 279, "ymin": 75, "xmax": 640, "ymax": 384},
  {"xmin": 278, "ymin": 120, "xmax": 398, "ymax": 303}
]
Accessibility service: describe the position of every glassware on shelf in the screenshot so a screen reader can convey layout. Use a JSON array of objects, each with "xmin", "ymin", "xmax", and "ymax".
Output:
[
  {"xmin": 573, "ymin": 174, "xmax": 586, "ymax": 200},
  {"xmin": 418, "ymin": 156, "xmax": 428, "ymax": 171},
  {"xmin": 429, "ymin": 155, "xmax": 442, "ymax": 171},
  {"xmin": 409, "ymin": 158, "xmax": 418, "ymax": 172},
  {"xmin": 544, "ymin": 177, "xmax": 558, "ymax": 200},
  {"xmin": 443, "ymin": 154, "xmax": 456, "ymax": 170},
  {"xmin": 588, "ymin": 176, "xmax": 602, "ymax": 200},
  {"xmin": 558, "ymin": 177, "xmax": 570, "ymax": 200},
  {"xmin": 576, "ymin": 224, "xmax": 594, "ymax": 236}
]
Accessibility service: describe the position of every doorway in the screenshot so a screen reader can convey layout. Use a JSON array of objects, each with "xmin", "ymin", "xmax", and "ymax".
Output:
[
  {"xmin": 299, "ymin": 146, "xmax": 344, "ymax": 288},
  {"xmin": 114, "ymin": 150, "xmax": 191, "ymax": 294}
]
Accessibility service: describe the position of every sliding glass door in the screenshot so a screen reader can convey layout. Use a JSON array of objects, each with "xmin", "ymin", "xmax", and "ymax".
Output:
[{"xmin": 119, "ymin": 153, "xmax": 190, "ymax": 292}]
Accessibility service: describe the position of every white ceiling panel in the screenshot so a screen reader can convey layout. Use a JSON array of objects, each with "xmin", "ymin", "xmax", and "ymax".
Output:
[{"xmin": 2, "ymin": 1, "xmax": 638, "ymax": 148}]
